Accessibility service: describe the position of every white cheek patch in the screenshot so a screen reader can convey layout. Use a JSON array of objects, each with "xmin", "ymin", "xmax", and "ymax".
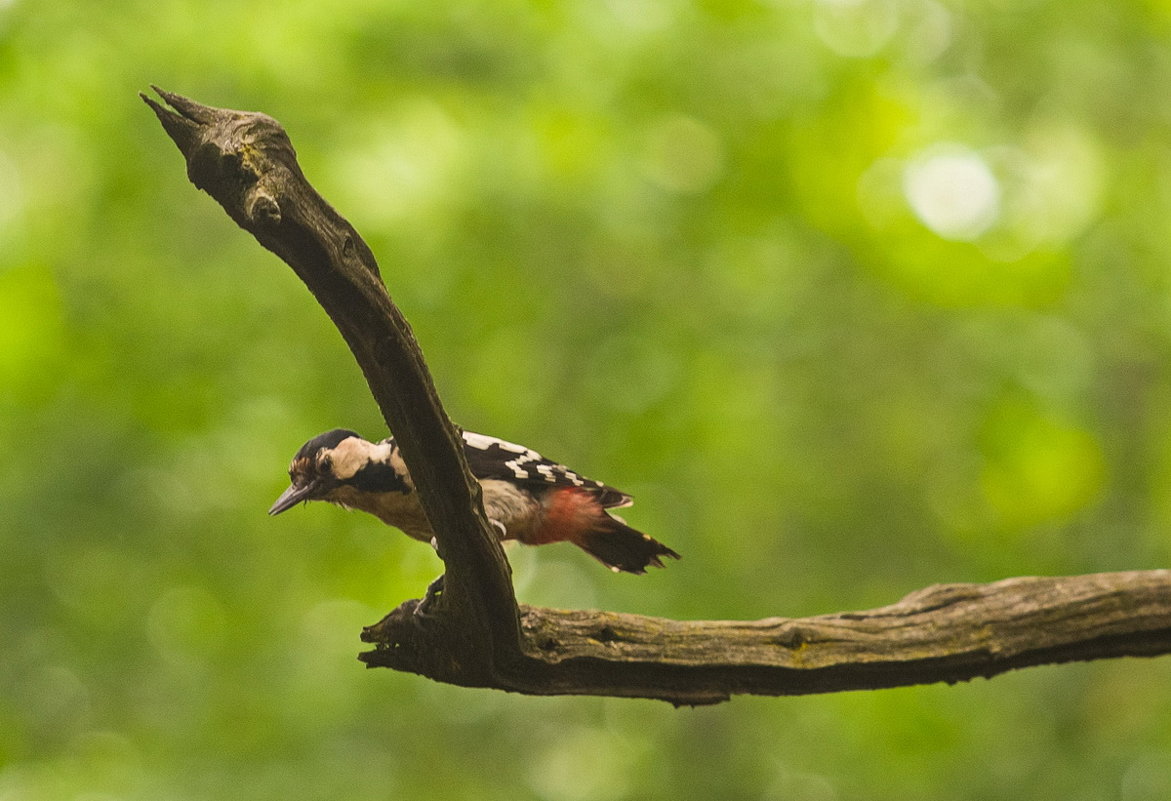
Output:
[{"xmin": 328, "ymin": 437, "xmax": 370, "ymax": 480}]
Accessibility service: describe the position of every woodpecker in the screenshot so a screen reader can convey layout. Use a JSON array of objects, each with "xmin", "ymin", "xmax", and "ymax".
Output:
[{"xmin": 269, "ymin": 429, "xmax": 680, "ymax": 575}]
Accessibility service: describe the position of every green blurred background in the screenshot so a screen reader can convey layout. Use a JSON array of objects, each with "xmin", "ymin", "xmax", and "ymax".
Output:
[{"xmin": 3, "ymin": 0, "xmax": 1171, "ymax": 798}]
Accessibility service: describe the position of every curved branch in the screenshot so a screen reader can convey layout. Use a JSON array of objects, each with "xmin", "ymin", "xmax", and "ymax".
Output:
[
  {"xmin": 141, "ymin": 86, "xmax": 520, "ymax": 669},
  {"xmin": 144, "ymin": 89, "xmax": 1171, "ymax": 706}
]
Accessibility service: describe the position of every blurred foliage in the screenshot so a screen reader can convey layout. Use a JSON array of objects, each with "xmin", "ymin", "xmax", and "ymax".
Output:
[{"xmin": 3, "ymin": 0, "xmax": 1171, "ymax": 798}]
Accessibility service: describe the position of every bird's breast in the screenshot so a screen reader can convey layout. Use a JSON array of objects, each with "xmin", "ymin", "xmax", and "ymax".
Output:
[{"xmin": 329, "ymin": 486, "xmax": 434, "ymax": 542}]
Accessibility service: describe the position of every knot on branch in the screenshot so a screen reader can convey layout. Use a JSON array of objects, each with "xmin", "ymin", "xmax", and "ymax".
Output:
[
  {"xmin": 142, "ymin": 86, "xmax": 296, "ymax": 232},
  {"xmin": 246, "ymin": 188, "xmax": 282, "ymax": 225}
]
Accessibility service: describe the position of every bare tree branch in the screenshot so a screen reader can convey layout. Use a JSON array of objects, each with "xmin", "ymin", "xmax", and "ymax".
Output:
[
  {"xmin": 144, "ymin": 89, "xmax": 1171, "ymax": 706},
  {"xmin": 357, "ymin": 569, "xmax": 1171, "ymax": 705},
  {"xmin": 142, "ymin": 87, "xmax": 521, "ymax": 672}
]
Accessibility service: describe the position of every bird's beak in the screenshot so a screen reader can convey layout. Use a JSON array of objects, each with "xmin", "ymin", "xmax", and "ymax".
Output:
[{"xmin": 268, "ymin": 482, "xmax": 318, "ymax": 515}]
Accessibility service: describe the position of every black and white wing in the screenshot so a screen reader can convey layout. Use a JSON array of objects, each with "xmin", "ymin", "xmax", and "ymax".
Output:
[{"xmin": 460, "ymin": 431, "xmax": 632, "ymax": 509}]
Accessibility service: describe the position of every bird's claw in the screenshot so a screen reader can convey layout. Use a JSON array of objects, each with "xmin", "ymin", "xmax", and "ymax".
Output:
[{"xmin": 412, "ymin": 573, "xmax": 446, "ymax": 624}]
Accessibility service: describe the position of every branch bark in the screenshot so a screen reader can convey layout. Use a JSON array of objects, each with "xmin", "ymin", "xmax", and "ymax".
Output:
[{"xmin": 145, "ymin": 88, "xmax": 1171, "ymax": 706}]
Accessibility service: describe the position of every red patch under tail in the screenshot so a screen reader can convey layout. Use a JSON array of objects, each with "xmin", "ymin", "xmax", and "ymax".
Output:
[{"xmin": 537, "ymin": 488, "xmax": 680, "ymax": 574}]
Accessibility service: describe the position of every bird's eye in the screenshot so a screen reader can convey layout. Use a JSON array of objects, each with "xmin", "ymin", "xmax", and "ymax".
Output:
[{"xmin": 319, "ymin": 455, "xmax": 332, "ymax": 472}]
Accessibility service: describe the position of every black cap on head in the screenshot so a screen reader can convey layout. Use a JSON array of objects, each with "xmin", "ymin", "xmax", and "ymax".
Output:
[{"xmin": 294, "ymin": 429, "xmax": 361, "ymax": 461}]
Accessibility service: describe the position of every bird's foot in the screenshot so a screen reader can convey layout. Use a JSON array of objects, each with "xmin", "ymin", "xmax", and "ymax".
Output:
[{"xmin": 413, "ymin": 573, "xmax": 446, "ymax": 622}]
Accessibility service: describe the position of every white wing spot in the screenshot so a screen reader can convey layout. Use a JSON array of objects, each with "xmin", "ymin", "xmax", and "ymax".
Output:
[
  {"xmin": 504, "ymin": 450, "xmax": 543, "ymax": 480},
  {"xmin": 462, "ymin": 431, "xmax": 528, "ymax": 453},
  {"xmin": 459, "ymin": 430, "xmax": 614, "ymax": 494}
]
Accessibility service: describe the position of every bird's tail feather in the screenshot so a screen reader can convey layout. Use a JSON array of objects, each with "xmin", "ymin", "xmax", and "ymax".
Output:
[{"xmin": 574, "ymin": 516, "xmax": 680, "ymax": 574}]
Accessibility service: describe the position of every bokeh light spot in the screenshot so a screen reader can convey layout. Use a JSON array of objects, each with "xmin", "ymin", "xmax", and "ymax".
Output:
[
  {"xmin": 640, "ymin": 115, "xmax": 725, "ymax": 195},
  {"xmin": 903, "ymin": 145, "xmax": 1001, "ymax": 241},
  {"xmin": 814, "ymin": 0, "xmax": 899, "ymax": 58}
]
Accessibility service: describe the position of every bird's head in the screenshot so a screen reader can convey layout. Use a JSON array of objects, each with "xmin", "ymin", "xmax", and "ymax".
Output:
[{"xmin": 268, "ymin": 429, "xmax": 409, "ymax": 515}]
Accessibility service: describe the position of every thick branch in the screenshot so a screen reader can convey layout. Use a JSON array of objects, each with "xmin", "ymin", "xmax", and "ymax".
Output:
[
  {"xmin": 360, "ymin": 570, "xmax": 1171, "ymax": 704},
  {"xmin": 142, "ymin": 87, "xmax": 521, "ymax": 668},
  {"xmin": 146, "ymin": 89, "xmax": 1171, "ymax": 706}
]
